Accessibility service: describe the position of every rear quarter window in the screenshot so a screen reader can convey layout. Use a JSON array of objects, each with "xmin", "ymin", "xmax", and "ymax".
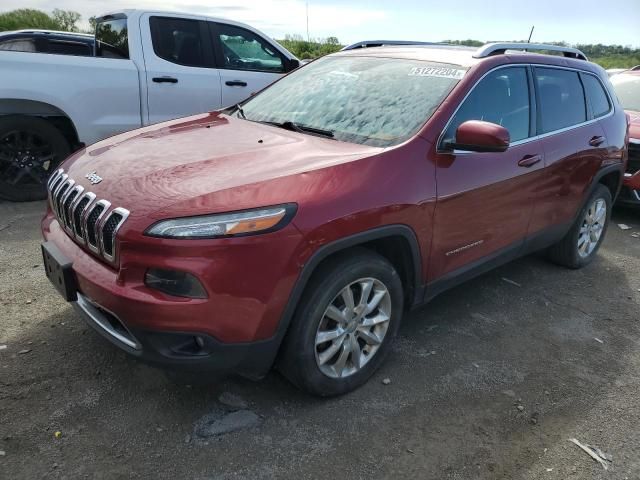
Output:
[
  {"xmin": 581, "ymin": 73, "xmax": 611, "ymax": 118},
  {"xmin": 535, "ymin": 68, "xmax": 587, "ymax": 134}
]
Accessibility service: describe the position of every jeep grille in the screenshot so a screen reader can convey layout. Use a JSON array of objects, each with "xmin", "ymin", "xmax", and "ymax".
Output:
[{"xmin": 46, "ymin": 169, "xmax": 129, "ymax": 265}]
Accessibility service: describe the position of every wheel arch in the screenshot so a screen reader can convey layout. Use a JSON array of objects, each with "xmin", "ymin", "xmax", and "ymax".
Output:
[
  {"xmin": 0, "ymin": 99, "xmax": 80, "ymax": 149},
  {"xmin": 596, "ymin": 167, "xmax": 622, "ymax": 202},
  {"xmin": 271, "ymin": 224, "xmax": 422, "ymax": 346}
]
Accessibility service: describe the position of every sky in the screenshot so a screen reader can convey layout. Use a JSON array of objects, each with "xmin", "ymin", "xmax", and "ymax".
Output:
[{"xmin": 2, "ymin": 0, "xmax": 639, "ymax": 47}]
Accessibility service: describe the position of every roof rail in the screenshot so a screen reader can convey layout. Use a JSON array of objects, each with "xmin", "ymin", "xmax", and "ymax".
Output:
[
  {"xmin": 341, "ymin": 40, "xmax": 441, "ymax": 51},
  {"xmin": 474, "ymin": 42, "xmax": 588, "ymax": 61}
]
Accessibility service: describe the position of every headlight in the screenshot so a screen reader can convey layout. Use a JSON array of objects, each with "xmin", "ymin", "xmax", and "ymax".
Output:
[{"xmin": 145, "ymin": 204, "xmax": 296, "ymax": 239}]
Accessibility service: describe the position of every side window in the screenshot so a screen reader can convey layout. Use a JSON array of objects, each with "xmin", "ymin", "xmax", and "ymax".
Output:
[
  {"xmin": 0, "ymin": 39, "xmax": 37, "ymax": 53},
  {"xmin": 96, "ymin": 18, "xmax": 129, "ymax": 59},
  {"xmin": 581, "ymin": 73, "xmax": 611, "ymax": 119},
  {"xmin": 535, "ymin": 68, "xmax": 586, "ymax": 133},
  {"xmin": 150, "ymin": 17, "xmax": 206, "ymax": 67},
  {"xmin": 47, "ymin": 40, "xmax": 92, "ymax": 56},
  {"xmin": 215, "ymin": 24, "xmax": 284, "ymax": 73},
  {"xmin": 443, "ymin": 67, "xmax": 530, "ymax": 144}
]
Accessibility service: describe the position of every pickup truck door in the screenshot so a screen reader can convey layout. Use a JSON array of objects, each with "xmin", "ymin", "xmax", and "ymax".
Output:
[
  {"xmin": 140, "ymin": 14, "xmax": 222, "ymax": 125},
  {"xmin": 208, "ymin": 22, "xmax": 288, "ymax": 108},
  {"xmin": 429, "ymin": 66, "xmax": 544, "ymax": 280}
]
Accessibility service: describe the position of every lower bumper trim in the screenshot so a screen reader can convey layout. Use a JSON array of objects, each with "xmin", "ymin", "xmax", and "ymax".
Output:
[{"xmin": 74, "ymin": 293, "xmax": 141, "ymax": 350}]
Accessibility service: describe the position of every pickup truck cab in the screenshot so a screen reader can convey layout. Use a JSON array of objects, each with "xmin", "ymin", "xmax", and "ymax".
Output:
[{"xmin": 0, "ymin": 9, "xmax": 299, "ymax": 201}]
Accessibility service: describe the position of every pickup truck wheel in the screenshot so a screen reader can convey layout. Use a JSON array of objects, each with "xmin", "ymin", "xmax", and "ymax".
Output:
[
  {"xmin": 278, "ymin": 250, "xmax": 404, "ymax": 396},
  {"xmin": 0, "ymin": 115, "xmax": 70, "ymax": 202},
  {"xmin": 548, "ymin": 184, "xmax": 612, "ymax": 269}
]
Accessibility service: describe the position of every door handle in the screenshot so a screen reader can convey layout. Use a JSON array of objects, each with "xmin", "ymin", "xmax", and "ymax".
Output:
[
  {"xmin": 225, "ymin": 80, "xmax": 248, "ymax": 87},
  {"xmin": 152, "ymin": 76, "xmax": 178, "ymax": 84},
  {"xmin": 589, "ymin": 135, "xmax": 605, "ymax": 147},
  {"xmin": 518, "ymin": 154, "xmax": 542, "ymax": 168}
]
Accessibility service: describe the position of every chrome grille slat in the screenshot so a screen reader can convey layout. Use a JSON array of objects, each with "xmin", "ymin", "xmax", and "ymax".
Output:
[
  {"xmin": 51, "ymin": 174, "xmax": 69, "ymax": 215},
  {"xmin": 54, "ymin": 179, "xmax": 73, "ymax": 218},
  {"xmin": 46, "ymin": 170, "xmax": 127, "ymax": 265},
  {"xmin": 84, "ymin": 200, "xmax": 110, "ymax": 253},
  {"xmin": 100, "ymin": 208, "xmax": 130, "ymax": 261},
  {"xmin": 59, "ymin": 181, "xmax": 78, "ymax": 228},
  {"xmin": 72, "ymin": 192, "xmax": 95, "ymax": 242}
]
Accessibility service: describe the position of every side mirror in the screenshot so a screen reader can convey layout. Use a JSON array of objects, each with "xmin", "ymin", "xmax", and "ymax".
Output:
[
  {"xmin": 446, "ymin": 120, "xmax": 510, "ymax": 153},
  {"xmin": 285, "ymin": 58, "xmax": 301, "ymax": 72}
]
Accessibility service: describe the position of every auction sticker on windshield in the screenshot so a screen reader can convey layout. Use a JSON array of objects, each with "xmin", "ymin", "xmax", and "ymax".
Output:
[{"xmin": 408, "ymin": 67, "xmax": 466, "ymax": 79}]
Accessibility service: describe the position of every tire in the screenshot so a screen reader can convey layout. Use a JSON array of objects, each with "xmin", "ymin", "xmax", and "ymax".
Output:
[
  {"xmin": 278, "ymin": 249, "xmax": 404, "ymax": 396},
  {"xmin": 548, "ymin": 184, "xmax": 612, "ymax": 269},
  {"xmin": 0, "ymin": 115, "xmax": 71, "ymax": 202}
]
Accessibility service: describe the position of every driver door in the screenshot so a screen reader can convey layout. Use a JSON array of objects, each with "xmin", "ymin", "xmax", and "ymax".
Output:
[
  {"xmin": 208, "ymin": 22, "xmax": 287, "ymax": 108},
  {"xmin": 429, "ymin": 66, "xmax": 545, "ymax": 280}
]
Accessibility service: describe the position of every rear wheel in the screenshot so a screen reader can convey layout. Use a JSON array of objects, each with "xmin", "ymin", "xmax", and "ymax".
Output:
[
  {"xmin": 0, "ymin": 115, "xmax": 70, "ymax": 202},
  {"xmin": 548, "ymin": 184, "xmax": 612, "ymax": 268},
  {"xmin": 278, "ymin": 250, "xmax": 404, "ymax": 396}
]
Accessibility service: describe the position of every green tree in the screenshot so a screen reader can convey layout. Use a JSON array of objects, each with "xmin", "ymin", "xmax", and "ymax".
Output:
[
  {"xmin": 88, "ymin": 16, "xmax": 97, "ymax": 33},
  {"xmin": 51, "ymin": 9, "xmax": 81, "ymax": 32},
  {"xmin": 0, "ymin": 8, "xmax": 61, "ymax": 32}
]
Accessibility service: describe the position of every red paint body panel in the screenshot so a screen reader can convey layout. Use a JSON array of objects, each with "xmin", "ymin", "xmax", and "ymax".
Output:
[{"xmin": 41, "ymin": 48, "xmax": 628, "ymax": 372}]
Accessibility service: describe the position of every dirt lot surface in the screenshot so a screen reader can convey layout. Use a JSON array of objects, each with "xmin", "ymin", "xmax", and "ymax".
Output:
[{"xmin": 1, "ymin": 200, "xmax": 639, "ymax": 479}]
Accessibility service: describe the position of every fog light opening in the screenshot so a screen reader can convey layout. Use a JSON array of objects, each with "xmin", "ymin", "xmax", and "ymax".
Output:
[{"xmin": 144, "ymin": 268, "xmax": 208, "ymax": 299}]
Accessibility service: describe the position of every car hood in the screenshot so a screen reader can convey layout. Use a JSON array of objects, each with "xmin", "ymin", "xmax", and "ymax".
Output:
[
  {"xmin": 627, "ymin": 109, "xmax": 640, "ymax": 140},
  {"xmin": 62, "ymin": 113, "xmax": 382, "ymax": 220}
]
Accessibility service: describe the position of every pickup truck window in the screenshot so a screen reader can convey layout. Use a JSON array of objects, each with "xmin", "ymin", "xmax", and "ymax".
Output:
[
  {"xmin": 96, "ymin": 18, "xmax": 129, "ymax": 59},
  {"xmin": 215, "ymin": 24, "xmax": 284, "ymax": 73},
  {"xmin": 0, "ymin": 39, "xmax": 36, "ymax": 53},
  {"xmin": 48, "ymin": 40, "xmax": 92, "ymax": 57},
  {"xmin": 149, "ymin": 17, "xmax": 207, "ymax": 68}
]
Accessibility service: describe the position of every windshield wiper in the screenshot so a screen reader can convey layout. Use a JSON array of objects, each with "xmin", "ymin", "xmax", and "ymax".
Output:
[
  {"xmin": 235, "ymin": 104, "xmax": 246, "ymax": 119},
  {"xmin": 263, "ymin": 120, "xmax": 334, "ymax": 138}
]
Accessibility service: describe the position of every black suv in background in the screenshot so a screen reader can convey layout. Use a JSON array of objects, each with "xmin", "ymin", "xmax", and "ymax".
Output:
[{"xmin": 0, "ymin": 30, "xmax": 94, "ymax": 56}]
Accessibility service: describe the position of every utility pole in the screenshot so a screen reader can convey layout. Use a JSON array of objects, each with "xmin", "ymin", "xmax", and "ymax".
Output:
[{"xmin": 306, "ymin": 1, "xmax": 310, "ymax": 42}]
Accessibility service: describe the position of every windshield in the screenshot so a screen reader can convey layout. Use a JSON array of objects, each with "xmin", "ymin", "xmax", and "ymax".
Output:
[
  {"xmin": 240, "ymin": 56, "xmax": 466, "ymax": 147},
  {"xmin": 611, "ymin": 73, "xmax": 640, "ymax": 112}
]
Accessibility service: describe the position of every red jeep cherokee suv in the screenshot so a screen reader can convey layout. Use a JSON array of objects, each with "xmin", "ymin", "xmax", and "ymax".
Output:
[{"xmin": 41, "ymin": 43, "xmax": 628, "ymax": 396}]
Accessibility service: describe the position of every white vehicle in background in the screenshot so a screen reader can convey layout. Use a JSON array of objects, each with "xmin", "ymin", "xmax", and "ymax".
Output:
[{"xmin": 0, "ymin": 9, "xmax": 299, "ymax": 201}]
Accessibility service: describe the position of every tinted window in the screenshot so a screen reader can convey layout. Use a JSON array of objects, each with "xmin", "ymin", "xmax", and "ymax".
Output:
[
  {"xmin": 96, "ymin": 18, "xmax": 129, "ymax": 59},
  {"xmin": 150, "ymin": 17, "xmax": 206, "ymax": 67},
  {"xmin": 443, "ymin": 67, "xmax": 530, "ymax": 143},
  {"xmin": 535, "ymin": 68, "xmax": 586, "ymax": 133},
  {"xmin": 241, "ymin": 56, "xmax": 464, "ymax": 147},
  {"xmin": 581, "ymin": 74, "xmax": 611, "ymax": 118},
  {"xmin": 48, "ymin": 40, "xmax": 92, "ymax": 56},
  {"xmin": 611, "ymin": 73, "xmax": 640, "ymax": 112},
  {"xmin": 0, "ymin": 38, "xmax": 36, "ymax": 53},
  {"xmin": 216, "ymin": 24, "xmax": 284, "ymax": 72}
]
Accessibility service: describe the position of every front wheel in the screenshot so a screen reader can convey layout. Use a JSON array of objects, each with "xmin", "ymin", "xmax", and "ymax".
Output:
[
  {"xmin": 278, "ymin": 250, "xmax": 404, "ymax": 396},
  {"xmin": 0, "ymin": 115, "xmax": 71, "ymax": 202},
  {"xmin": 548, "ymin": 184, "xmax": 612, "ymax": 269}
]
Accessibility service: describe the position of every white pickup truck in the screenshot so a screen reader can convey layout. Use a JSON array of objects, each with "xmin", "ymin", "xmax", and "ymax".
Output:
[{"xmin": 0, "ymin": 9, "xmax": 299, "ymax": 201}]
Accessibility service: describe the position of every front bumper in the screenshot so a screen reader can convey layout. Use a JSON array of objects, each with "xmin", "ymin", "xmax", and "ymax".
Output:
[
  {"xmin": 73, "ymin": 292, "xmax": 280, "ymax": 377},
  {"xmin": 42, "ymin": 210, "xmax": 304, "ymax": 378}
]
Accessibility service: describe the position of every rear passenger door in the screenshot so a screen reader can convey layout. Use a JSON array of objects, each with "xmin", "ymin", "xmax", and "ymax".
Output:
[
  {"xmin": 141, "ymin": 14, "xmax": 222, "ymax": 125},
  {"xmin": 209, "ymin": 22, "xmax": 287, "ymax": 108},
  {"xmin": 527, "ymin": 67, "xmax": 610, "ymax": 234},
  {"xmin": 430, "ymin": 66, "xmax": 545, "ymax": 279}
]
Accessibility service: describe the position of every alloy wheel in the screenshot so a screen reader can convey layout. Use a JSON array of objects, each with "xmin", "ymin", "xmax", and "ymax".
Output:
[
  {"xmin": 577, "ymin": 197, "xmax": 607, "ymax": 258},
  {"xmin": 314, "ymin": 277, "xmax": 392, "ymax": 379},
  {"xmin": 0, "ymin": 130, "xmax": 57, "ymax": 187}
]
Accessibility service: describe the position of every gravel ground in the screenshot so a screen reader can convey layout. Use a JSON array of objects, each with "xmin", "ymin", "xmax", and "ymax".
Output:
[{"xmin": 1, "ymin": 200, "xmax": 639, "ymax": 479}]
